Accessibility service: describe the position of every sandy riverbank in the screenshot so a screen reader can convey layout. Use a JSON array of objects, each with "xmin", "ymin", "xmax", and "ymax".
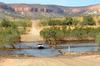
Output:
[{"xmin": 0, "ymin": 55, "xmax": 100, "ymax": 66}]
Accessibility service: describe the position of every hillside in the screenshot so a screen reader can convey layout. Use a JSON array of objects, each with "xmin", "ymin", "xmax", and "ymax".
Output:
[{"xmin": 0, "ymin": 2, "xmax": 100, "ymax": 19}]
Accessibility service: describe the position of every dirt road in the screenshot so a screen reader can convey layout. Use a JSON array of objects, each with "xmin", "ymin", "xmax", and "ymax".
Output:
[
  {"xmin": 0, "ymin": 55, "xmax": 100, "ymax": 66},
  {"xmin": 21, "ymin": 20, "xmax": 43, "ymax": 42}
]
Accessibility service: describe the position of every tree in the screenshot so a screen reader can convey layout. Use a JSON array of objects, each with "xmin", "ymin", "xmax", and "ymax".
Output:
[
  {"xmin": 1, "ymin": 19, "xmax": 12, "ymax": 28},
  {"xmin": 93, "ymin": 15, "xmax": 99, "ymax": 27},
  {"xmin": 82, "ymin": 16, "xmax": 95, "ymax": 25},
  {"xmin": 40, "ymin": 28, "xmax": 60, "ymax": 48},
  {"xmin": 63, "ymin": 17, "xmax": 73, "ymax": 25},
  {"xmin": 0, "ymin": 19, "xmax": 21, "ymax": 47}
]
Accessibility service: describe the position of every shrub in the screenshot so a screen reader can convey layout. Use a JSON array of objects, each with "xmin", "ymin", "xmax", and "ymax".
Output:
[{"xmin": 96, "ymin": 33, "xmax": 100, "ymax": 50}]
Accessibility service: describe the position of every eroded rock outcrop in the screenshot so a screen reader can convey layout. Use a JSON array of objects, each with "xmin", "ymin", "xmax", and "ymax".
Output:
[{"xmin": 0, "ymin": 2, "xmax": 100, "ymax": 17}]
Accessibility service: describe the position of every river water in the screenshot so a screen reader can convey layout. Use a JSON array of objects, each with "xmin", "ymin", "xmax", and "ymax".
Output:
[{"xmin": 0, "ymin": 42, "xmax": 98, "ymax": 57}]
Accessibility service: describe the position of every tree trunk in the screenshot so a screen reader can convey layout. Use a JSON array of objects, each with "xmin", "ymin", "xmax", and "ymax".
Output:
[{"xmin": 11, "ymin": 44, "xmax": 16, "ymax": 49}]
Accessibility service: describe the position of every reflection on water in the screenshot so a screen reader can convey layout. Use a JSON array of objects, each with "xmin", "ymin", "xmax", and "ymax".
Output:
[{"xmin": 0, "ymin": 42, "xmax": 98, "ymax": 57}]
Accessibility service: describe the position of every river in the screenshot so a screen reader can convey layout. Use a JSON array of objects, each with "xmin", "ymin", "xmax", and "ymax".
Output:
[{"xmin": 0, "ymin": 42, "xmax": 98, "ymax": 57}]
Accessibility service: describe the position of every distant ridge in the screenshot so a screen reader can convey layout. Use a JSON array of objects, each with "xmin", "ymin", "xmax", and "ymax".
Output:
[{"xmin": 0, "ymin": 2, "xmax": 100, "ymax": 19}]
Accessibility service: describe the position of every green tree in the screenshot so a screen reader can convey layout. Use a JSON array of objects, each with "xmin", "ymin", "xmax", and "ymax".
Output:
[
  {"xmin": 1, "ymin": 19, "xmax": 12, "ymax": 28},
  {"xmin": 82, "ymin": 16, "xmax": 95, "ymax": 25},
  {"xmin": 0, "ymin": 19, "xmax": 21, "ymax": 47}
]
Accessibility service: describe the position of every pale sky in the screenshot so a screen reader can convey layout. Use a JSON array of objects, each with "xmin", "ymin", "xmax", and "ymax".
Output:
[{"xmin": 0, "ymin": 0, "xmax": 100, "ymax": 6}]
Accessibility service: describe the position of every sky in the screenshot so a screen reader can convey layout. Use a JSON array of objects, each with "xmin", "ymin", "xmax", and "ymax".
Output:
[{"xmin": 0, "ymin": 0, "xmax": 100, "ymax": 6}]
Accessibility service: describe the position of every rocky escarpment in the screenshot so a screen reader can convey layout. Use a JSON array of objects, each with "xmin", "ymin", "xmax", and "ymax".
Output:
[
  {"xmin": 0, "ymin": 2, "xmax": 100, "ymax": 18},
  {"xmin": 10, "ymin": 4, "xmax": 65, "ymax": 15}
]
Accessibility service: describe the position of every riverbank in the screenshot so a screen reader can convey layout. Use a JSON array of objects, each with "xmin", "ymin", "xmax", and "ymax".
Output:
[
  {"xmin": 0, "ymin": 54, "xmax": 100, "ymax": 66},
  {"xmin": 0, "ymin": 51, "xmax": 99, "ymax": 58}
]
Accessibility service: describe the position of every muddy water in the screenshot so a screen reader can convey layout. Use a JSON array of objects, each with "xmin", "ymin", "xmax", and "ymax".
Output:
[{"xmin": 0, "ymin": 42, "xmax": 98, "ymax": 57}]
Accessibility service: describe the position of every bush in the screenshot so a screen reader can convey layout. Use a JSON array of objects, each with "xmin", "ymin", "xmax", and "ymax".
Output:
[
  {"xmin": 82, "ymin": 16, "xmax": 96, "ymax": 25},
  {"xmin": 0, "ymin": 18, "xmax": 27, "ymax": 47},
  {"xmin": 96, "ymin": 33, "xmax": 100, "ymax": 50},
  {"xmin": 0, "ymin": 27, "xmax": 20, "ymax": 46}
]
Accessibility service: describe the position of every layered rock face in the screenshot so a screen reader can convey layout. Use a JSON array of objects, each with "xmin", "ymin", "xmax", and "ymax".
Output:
[
  {"xmin": 12, "ymin": 6, "xmax": 32, "ymax": 12},
  {"xmin": 64, "ymin": 4, "xmax": 100, "ymax": 15},
  {"xmin": 12, "ymin": 6, "xmax": 53, "ymax": 13},
  {"xmin": 11, "ymin": 5, "xmax": 63, "ymax": 14},
  {"xmin": 0, "ymin": 2, "xmax": 100, "ymax": 16}
]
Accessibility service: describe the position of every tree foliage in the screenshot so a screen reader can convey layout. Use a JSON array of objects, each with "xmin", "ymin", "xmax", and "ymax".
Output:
[
  {"xmin": 40, "ymin": 15, "xmax": 100, "ymax": 48},
  {"xmin": 0, "ymin": 18, "xmax": 31, "ymax": 47},
  {"xmin": 82, "ymin": 16, "xmax": 96, "ymax": 25}
]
